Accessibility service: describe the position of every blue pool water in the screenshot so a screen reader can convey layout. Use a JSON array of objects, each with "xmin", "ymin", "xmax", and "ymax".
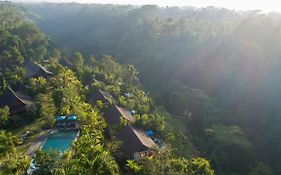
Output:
[{"xmin": 41, "ymin": 130, "xmax": 78, "ymax": 153}]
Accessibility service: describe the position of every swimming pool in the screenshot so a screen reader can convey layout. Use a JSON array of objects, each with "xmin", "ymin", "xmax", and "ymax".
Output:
[{"xmin": 41, "ymin": 130, "xmax": 79, "ymax": 153}]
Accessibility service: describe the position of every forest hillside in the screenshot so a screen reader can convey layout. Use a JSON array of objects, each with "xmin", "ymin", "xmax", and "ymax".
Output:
[{"xmin": 0, "ymin": 2, "xmax": 280, "ymax": 175}]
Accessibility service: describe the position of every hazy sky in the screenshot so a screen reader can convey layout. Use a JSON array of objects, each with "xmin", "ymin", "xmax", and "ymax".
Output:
[{"xmin": 13, "ymin": 0, "xmax": 281, "ymax": 13}]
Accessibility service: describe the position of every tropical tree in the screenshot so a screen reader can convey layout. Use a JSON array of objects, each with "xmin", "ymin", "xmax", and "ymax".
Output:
[
  {"xmin": 205, "ymin": 125, "xmax": 253, "ymax": 174},
  {"xmin": 33, "ymin": 150, "xmax": 65, "ymax": 175},
  {"xmin": 247, "ymin": 162, "xmax": 275, "ymax": 175},
  {"xmin": 0, "ymin": 153, "xmax": 29, "ymax": 175},
  {"xmin": 0, "ymin": 106, "xmax": 9, "ymax": 127},
  {"xmin": 72, "ymin": 51, "xmax": 84, "ymax": 70},
  {"xmin": 125, "ymin": 148, "xmax": 214, "ymax": 175},
  {"xmin": 66, "ymin": 113, "xmax": 119, "ymax": 175},
  {"xmin": 0, "ymin": 130, "xmax": 17, "ymax": 157}
]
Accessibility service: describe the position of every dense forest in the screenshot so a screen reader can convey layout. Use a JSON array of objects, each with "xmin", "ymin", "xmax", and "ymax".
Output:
[
  {"xmin": 19, "ymin": 4, "xmax": 281, "ymax": 174},
  {"xmin": 19, "ymin": 3, "xmax": 281, "ymax": 175},
  {"xmin": 0, "ymin": 2, "xmax": 214, "ymax": 175},
  {"xmin": 1, "ymin": 1, "xmax": 281, "ymax": 175}
]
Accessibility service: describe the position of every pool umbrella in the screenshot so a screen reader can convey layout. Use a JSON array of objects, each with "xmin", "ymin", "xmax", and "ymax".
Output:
[
  {"xmin": 55, "ymin": 116, "xmax": 66, "ymax": 121},
  {"xmin": 67, "ymin": 115, "xmax": 77, "ymax": 121}
]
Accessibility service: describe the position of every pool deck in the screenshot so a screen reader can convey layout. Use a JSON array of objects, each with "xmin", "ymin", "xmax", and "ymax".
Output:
[{"xmin": 25, "ymin": 129, "xmax": 51, "ymax": 158}]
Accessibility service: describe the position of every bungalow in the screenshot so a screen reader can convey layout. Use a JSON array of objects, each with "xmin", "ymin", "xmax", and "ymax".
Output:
[
  {"xmin": 116, "ymin": 125, "xmax": 156, "ymax": 159},
  {"xmin": 0, "ymin": 87, "xmax": 34, "ymax": 115},
  {"xmin": 103, "ymin": 104, "xmax": 135, "ymax": 126},
  {"xmin": 87, "ymin": 88, "xmax": 113, "ymax": 106},
  {"xmin": 23, "ymin": 60, "xmax": 53, "ymax": 79}
]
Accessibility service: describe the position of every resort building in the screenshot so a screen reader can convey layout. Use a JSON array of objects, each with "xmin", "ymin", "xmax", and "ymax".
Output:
[
  {"xmin": 116, "ymin": 125, "xmax": 156, "ymax": 159},
  {"xmin": 23, "ymin": 60, "xmax": 53, "ymax": 79},
  {"xmin": 0, "ymin": 87, "xmax": 34, "ymax": 115},
  {"xmin": 103, "ymin": 104, "xmax": 135, "ymax": 126}
]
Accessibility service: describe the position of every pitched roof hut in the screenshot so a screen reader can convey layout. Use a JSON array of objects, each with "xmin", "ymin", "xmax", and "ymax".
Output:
[
  {"xmin": 0, "ymin": 87, "xmax": 33, "ymax": 115},
  {"xmin": 103, "ymin": 104, "xmax": 135, "ymax": 126},
  {"xmin": 23, "ymin": 60, "xmax": 53, "ymax": 79},
  {"xmin": 116, "ymin": 125, "xmax": 156, "ymax": 157}
]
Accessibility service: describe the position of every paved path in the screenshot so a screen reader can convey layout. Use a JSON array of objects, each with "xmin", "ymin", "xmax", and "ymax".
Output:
[{"xmin": 25, "ymin": 129, "xmax": 51, "ymax": 158}]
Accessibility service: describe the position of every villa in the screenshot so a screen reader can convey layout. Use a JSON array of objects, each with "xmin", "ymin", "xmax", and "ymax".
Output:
[
  {"xmin": 116, "ymin": 125, "xmax": 156, "ymax": 159},
  {"xmin": 23, "ymin": 60, "xmax": 53, "ymax": 79},
  {"xmin": 0, "ymin": 87, "xmax": 34, "ymax": 115}
]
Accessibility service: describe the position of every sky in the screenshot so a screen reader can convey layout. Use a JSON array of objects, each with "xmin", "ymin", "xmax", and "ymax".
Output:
[{"xmin": 12, "ymin": 0, "xmax": 281, "ymax": 13}]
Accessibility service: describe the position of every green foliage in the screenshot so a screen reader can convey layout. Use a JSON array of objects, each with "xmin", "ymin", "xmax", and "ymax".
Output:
[
  {"xmin": 0, "ymin": 153, "xmax": 29, "ymax": 175},
  {"xmin": 24, "ymin": 4, "xmax": 281, "ymax": 174},
  {"xmin": 0, "ymin": 30, "xmax": 25, "ymax": 83},
  {"xmin": 0, "ymin": 130, "xmax": 17, "ymax": 157},
  {"xmin": 0, "ymin": 3, "xmax": 24, "ymax": 30},
  {"xmin": 205, "ymin": 125, "xmax": 252, "ymax": 149},
  {"xmin": 88, "ymin": 54, "xmax": 96, "ymax": 66},
  {"xmin": 11, "ymin": 23, "xmax": 48, "ymax": 62},
  {"xmin": 125, "ymin": 149, "xmax": 214, "ymax": 175},
  {"xmin": 0, "ymin": 106, "xmax": 9, "ymax": 127},
  {"xmin": 205, "ymin": 125, "xmax": 252, "ymax": 174},
  {"xmin": 248, "ymin": 162, "xmax": 275, "ymax": 175},
  {"xmin": 0, "ymin": 3, "xmax": 217, "ymax": 175},
  {"xmin": 28, "ymin": 77, "xmax": 47, "ymax": 94},
  {"xmin": 36, "ymin": 93, "xmax": 56, "ymax": 127},
  {"xmin": 0, "ymin": 2, "xmax": 49, "ymax": 85},
  {"xmin": 49, "ymin": 68, "xmax": 84, "ymax": 115},
  {"xmin": 33, "ymin": 150, "xmax": 65, "ymax": 175},
  {"xmin": 66, "ymin": 114, "xmax": 119, "ymax": 175},
  {"xmin": 134, "ymin": 111, "xmax": 165, "ymax": 133},
  {"xmin": 72, "ymin": 51, "xmax": 84, "ymax": 69},
  {"xmin": 118, "ymin": 85, "xmax": 151, "ymax": 114}
]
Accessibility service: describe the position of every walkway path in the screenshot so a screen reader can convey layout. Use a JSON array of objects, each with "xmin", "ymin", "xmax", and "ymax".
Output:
[{"xmin": 25, "ymin": 129, "xmax": 51, "ymax": 158}]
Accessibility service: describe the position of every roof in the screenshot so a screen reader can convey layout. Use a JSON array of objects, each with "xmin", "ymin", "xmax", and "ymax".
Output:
[
  {"xmin": 103, "ymin": 104, "xmax": 135, "ymax": 126},
  {"xmin": 87, "ymin": 88, "xmax": 113, "ymax": 105},
  {"xmin": 118, "ymin": 106, "xmax": 135, "ymax": 121},
  {"xmin": 0, "ymin": 87, "xmax": 33, "ymax": 114},
  {"xmin": 23, "ymin": 60, "xmax": 53, "ymax": 79},
  {"xmin": 11, "ymin": 82, "xmax": 28, "ymax": 92},
  {"xmin": 116, "ymin": 125, "xmax": 156, "ymax": 155},
  {"xmin": 59, "ymin": 59, "xmax": 75, "ymax": 70}
]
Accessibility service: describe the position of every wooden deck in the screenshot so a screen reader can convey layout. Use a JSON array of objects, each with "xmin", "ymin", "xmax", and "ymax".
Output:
[{"xmin": 24, "ymin": 129, "xmax": 51, "ymax": 158}]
